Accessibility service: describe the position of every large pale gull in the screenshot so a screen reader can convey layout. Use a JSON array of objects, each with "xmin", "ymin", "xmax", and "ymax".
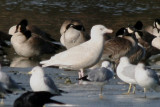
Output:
[{"xmin": 40, "ymin": 25, "xmax": 113, "ymax": 78}]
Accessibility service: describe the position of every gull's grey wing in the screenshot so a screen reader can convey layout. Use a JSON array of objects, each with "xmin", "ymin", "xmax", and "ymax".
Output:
[
  {"xmin": 146, "ymin": 68, "xmax": 160, "ymax": 85},
  {"xmin": 122, "ymin": 65, "xmax": 136, "ymax": 80},
  {"xmin": 43, "ymin": 75, "xmax": 60, "ymax": 94},
  {"xmin": 0, "ymin": 71, "xmax": 24, "ymax": 90},
  {"xmin": 88, "ymin": 67, "xmax": 113, "ymax": 82}
]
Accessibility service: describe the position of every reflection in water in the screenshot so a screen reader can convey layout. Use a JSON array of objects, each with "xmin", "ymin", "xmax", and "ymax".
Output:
[
  {"xmin": 0, "ymin": 0, "xmax": 160, "ymax": 67},
  {"xmin": 10, "ymin": 56, "xmax": 39, "ymax": 68}
]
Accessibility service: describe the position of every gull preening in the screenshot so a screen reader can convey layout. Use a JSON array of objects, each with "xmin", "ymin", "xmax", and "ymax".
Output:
[{"xmin": 40, "ymin": 25, "xmax": 113, "ymax": 78}]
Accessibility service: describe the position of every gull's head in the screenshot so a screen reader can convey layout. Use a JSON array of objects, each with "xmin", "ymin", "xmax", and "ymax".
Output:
[
  {"xmin": 28, "ymin": 66, "xmax": 44, "ymax": 76},
  {"xmin": 90, "ymin": 25, "xmax": 113, "ymax": 38},
  {"xmin": 101, "ymin": 61, "xmax": 111, "ymax": 68},
  {"xmin": 119, "ymin": 56, "xmax": 130, "ymax": 65}
]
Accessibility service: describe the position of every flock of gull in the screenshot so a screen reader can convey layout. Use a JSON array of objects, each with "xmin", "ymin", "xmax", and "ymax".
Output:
[{"xmin": 0, "ymin": 18, "xmax": 160, "ymax": 106}]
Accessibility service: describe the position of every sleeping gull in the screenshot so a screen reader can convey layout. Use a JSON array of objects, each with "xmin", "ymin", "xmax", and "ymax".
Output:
[
  {"xmin": 0, "ymin": 64, "xmax": 24, "ymax": 91},
  {"xmin": 28, "ymin": 66, "xmax": 61, "ymax": 95},
  {"xmin": 40, "ymin": 25, "xmax": 113, "ymax": 78},
  {"xmin": 116, "ymin": 57, "xmax": 137, "ymax": 95},
  {"xmin": 14, "ymin": 91, "xmax": 64, "ymax": 107},
  {"xmin": 135, "ymin": 63, "xmax": 160, "ymax": 98},
  {"xmin": 79, "ymin": 61, "xmax": 114, "ymax": 99}
]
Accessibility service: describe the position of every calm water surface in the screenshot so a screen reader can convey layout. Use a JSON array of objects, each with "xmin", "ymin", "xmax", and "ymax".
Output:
[{"xmin": 0, "ymin": 0, "xmax": 160, "ymax": 66}]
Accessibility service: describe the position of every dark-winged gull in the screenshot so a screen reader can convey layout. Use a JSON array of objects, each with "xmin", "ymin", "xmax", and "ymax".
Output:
[
  {"xmin": 116, "ymin": 57, "xmax": 137, "ymax": 95},
  {"xmin": 79, "ymin": 61, "xmax": 114, "ymax": 99},
  {"xmin": 135, "ymin": 63, "xmax": 160, "ymax": 98},
  {"xmin": 40, "ymin": 25, "xmax": 113, "ymax": 78},
  {"xmin": 28, "ymin": 66, "xmax": 61, "ymax": 95}
]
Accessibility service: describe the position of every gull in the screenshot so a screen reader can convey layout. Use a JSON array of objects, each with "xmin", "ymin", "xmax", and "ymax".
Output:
[
  {"xmin": 0, "ymin": 64, "xmax": 14, "ymax": 104},
  {"xmin": 0, "ymin": 64, "xmax": 24, "ymax": 91},
  {"xmin": 135, "ymin": 63, "xmax": 160, "ymax": 98},
  {"xmin": 116, "ymin": 57, "xmax": 137, "ymax": 95},
  {"xmin": 40, "ymin": 25, "xmax": 113, "ymax": 78},
  {"xmin": 28, "ymin": 66, "xmax": 61, "ymax": 95},
  {"xmin": 79, "ymin": 61, "xmax": 114, "ymax": 98},
  {"xmin": 0, "ymin": 82, "xmax": 12, "ymax": 105}
]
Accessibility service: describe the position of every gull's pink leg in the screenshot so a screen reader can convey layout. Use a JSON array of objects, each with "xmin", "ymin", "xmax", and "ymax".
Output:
[
  {"xmin": 78, "ymin": 71, "xmax": 82, "ymax": 78},
  {"xmin": 80, "ymin": 69, "xmax": 84, "ymax": 77}
]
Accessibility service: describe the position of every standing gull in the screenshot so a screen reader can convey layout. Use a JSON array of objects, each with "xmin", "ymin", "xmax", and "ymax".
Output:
[
  {"xmin": 116, "ymin": 57, "xmax": 137, "ymax": 95},
  {"xmin": 28, "ymin": 66, "xmax": 61, "ymax": 95},
  {"xmin": 40, "ymin": 25, "xmax": 113, "ymax": 78},
  {"xmin": 79, "ymin": 61, "xmax": 114, "ymax": 98},
  {"xmin": 135, "ymin": 63, "xmax": 160, "ymax": 98},
  {"xmin": 0, "ymin": 82, "xmax": 12, "ymax": 105}
]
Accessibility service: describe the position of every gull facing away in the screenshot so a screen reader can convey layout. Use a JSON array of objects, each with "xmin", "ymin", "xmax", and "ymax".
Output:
[
  {"xmin": 79, "ymin": 61, "xmax": 114, "ymax": 99},
  {"xmin": 135, "ymin": 63, "xmax": 160, "ymax": 98},
  {"xmin": 116, "ymin": 57, "xmax": 137, "ymax": 95},
  {"xmin": 28, "ymin": 66, "xmax": 61, "ymax": 95},
  {"xmin": 40, "ymin": 25, "xmax": 113, "ymax": 78}
]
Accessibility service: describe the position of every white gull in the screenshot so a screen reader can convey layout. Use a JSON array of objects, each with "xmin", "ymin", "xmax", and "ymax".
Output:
[{"xmin": 40, "ymin": 25, "xmax": 113, "ymax": 78}]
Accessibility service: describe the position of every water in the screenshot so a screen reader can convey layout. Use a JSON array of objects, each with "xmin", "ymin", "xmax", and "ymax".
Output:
[
  {"xmin": 1, "ymin": 0, "xmax": 160, "ymax": 106},
  {"xmin": 1, "ymin": 0, "xmax": 160, "ymax": 67}
]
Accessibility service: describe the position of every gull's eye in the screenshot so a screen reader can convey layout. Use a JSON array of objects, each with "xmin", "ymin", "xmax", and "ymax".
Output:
[{"xmin": 100, "ymin": 27, "xmax": 104, "ymax": 31}]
